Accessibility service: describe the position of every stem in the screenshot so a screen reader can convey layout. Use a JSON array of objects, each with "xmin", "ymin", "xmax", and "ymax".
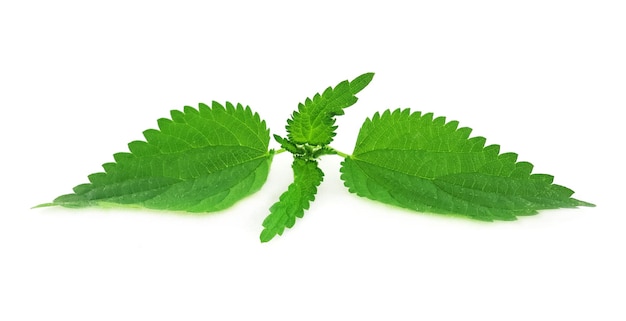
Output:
[
  {"xmin": 334, "ymin": 150, "xmax": 350, "ymax": 158},
  {"xmin": 326, "ymin": 147, "xmax": 350, "ymax": 158}
]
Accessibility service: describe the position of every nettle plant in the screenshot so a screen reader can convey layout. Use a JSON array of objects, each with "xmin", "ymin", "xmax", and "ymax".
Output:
[{"xmin": 37, "ymin": 73, "xmax": 594, "ymax": 242}]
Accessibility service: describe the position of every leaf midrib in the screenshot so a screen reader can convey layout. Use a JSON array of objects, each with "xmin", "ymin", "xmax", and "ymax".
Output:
[{"xmin": 89, "ymin": 154, "xmax": 270, "ymax": 202}]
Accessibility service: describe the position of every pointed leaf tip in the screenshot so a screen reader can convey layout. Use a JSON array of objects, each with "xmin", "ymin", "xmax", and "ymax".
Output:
[
  {"xmin": 260, "ymin": 229, "xmax": 275, "ymax": 243},
  {"xmin": 350, "ymin": 72, "xmax": 375, "ymax": 94},
  {"xmin": 32, "ymin": 203, "xmax": 56, "ymax": 209}
]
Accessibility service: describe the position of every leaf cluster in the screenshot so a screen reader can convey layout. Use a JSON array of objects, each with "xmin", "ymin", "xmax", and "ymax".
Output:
[{"xmin": 37, "ymin": 73, "xmax": 594, "ymax": 242}]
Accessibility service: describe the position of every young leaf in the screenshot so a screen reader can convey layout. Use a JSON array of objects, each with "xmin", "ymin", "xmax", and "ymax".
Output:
[
  {"xmin": 260, "ymin": 158, "xmax": 324, "ymax": 242},
  {"xmin": 40, "ymin": 102, "xmax": 272, "ymax": 212},
  {"xmin": 340, "ymin": 109, "xmax": 594, "ymax": 221},
  {"xmin": 273, "ymin": 134, "xmax": 305, "ymax": 156},
  {"xmin": 286, "ymin": 72, "xmax": 374, "ymax": 146}
]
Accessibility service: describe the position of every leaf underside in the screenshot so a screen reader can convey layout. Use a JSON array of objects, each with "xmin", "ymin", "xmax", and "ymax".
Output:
[
  {"xmin": 45, "ymin": 102, "xmax": 272, "ymax": 213},
  {"xmin": 341, "ymin": 109, "xmax": 594, "ymax": 221},
  {"xmin": 260, "ymin": 158, "xmax": 324, "ymax": 242},
  {"xmin": 286, "ymin": 72, "xmax": 374, "ymax": 146}
]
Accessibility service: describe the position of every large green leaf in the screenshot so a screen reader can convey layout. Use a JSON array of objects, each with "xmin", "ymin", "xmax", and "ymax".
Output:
[
  {"xmin": 286, "ymin": 72, "xmax": 374, "ymax": 146},
  {"xmin": 41, "ymin": 102, "xmax": 272, "ymax": 212},
  {"xmin": 341, "ymin": 109, "xmax": 594, "ymax": 221}
]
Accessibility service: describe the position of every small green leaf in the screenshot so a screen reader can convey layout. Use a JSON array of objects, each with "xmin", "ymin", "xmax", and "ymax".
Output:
[
  {"xmin": 44, "ymin": 102, "xmax": 272, "ymax": 212},
  {"xmin": 260, "ymin": 158, "xmax": 324, "ymax": 242},
  {"xmin": 273, "ymin": 134, "xmax": 305, "ymax": 156},
  {"xmin": 286, "ymin": 72, "xmax": 374, "ymax": 145},
  {"xmin": 341, "ymin": 109, "xmax": 594, "ymax": 221}
]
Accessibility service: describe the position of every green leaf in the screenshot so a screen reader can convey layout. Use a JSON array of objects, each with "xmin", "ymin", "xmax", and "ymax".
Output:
[
  {"xmin": 260, "ymin": 158, "xmax": 324, "ymax": 242},
  {"xmin": 341, "ymin": 109, "xmax": 594, "ymax": 221},
  {"xmin": 43, "ymin": 102, "xmax": 272, "ymax": 212},
  {"xmin": 273, "ymin": 134, "xmax": 305, "ymax": 156},
  {"xmin": 286, "ymin": 72, "xmax": 374, "ymax": 145}
]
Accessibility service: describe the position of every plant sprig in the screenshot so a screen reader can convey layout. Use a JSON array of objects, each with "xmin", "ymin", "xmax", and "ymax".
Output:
[{"xmin": 36, "ymin": 73, "xmax": 594, "ymax": 242}]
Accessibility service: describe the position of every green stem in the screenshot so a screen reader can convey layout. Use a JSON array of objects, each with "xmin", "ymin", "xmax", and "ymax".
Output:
[{"xmin": 326, "ymin": 147, "xmax": 350, "ymax": 158}]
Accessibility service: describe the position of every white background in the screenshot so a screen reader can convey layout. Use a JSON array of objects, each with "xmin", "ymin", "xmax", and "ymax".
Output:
[{"xmin": 1, "ymin": 1, "xmax": 624, "ymax": 320}]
